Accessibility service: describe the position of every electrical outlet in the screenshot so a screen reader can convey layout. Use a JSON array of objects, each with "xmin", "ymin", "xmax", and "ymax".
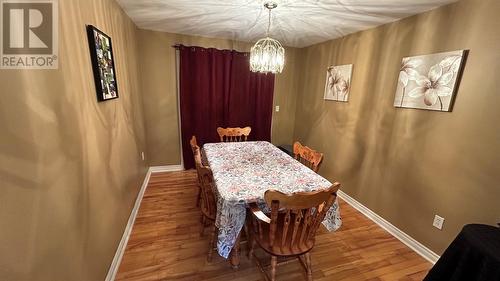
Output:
[
  {"xmin": 433, "ymin": 215, "xmax": 445, "ymax": 230},
  {"xmin": 275, "ymin": 105, "xmax": 280, "ymax": 112},
  {"xmin": 141, "ymin": 152, "xmax": 145, "ymax": 161}
]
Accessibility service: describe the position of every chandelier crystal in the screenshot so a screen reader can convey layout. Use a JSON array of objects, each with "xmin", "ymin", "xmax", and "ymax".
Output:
[{"xmin": 250, "ymin": 2, "xmax": 285, "ymax": 74}]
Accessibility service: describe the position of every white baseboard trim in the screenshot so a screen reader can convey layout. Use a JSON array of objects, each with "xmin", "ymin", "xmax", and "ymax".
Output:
[
  {"xmin": 337, "ymin": 190, "xmax": 440, "ymax": 264},
  {"xmin": 105, "ymin": 168, "xmax": 152, "ymax": 281},
  {"xmin": 149, "ymin": 165, "xmax": 184, "ymax": 173}
]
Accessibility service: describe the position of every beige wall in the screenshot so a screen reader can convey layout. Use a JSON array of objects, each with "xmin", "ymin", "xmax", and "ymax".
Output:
[
  {"xmin": 272, "ymin": 47, "xmax": 301, "ymax": 146},
  {"xmin": 137, "ymin": 30, "xmax": 300, "ymax": 166},
  {"xmin": 0, "ymin": 0, "xmax": 147, "ymax": 280},
  {"xmin": 293, "ymin": 0, "xmax": 500, "ymax": 254},
  {"xmin": 2, "ymin": 0, "xmax": 498, "ymax": 279}
]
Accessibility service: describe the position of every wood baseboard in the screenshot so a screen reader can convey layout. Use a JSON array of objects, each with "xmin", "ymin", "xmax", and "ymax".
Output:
[{"xmin": 337, "ymin": 190, "xmax": 440, "ymax": 264}]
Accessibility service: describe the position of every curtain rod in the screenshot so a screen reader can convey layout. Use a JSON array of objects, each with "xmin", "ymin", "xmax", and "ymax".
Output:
[{"xmin": 171, "ymin": 44, "xmax": 248, "ymax": 55}]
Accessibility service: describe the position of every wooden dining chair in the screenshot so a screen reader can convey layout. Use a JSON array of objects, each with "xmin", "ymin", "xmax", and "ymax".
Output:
[
  {"xmin": 193, "ymin": 146, "xmax": 219, "ymax": 262},
  {"xmin": 190, "ymin": 136, "xmax": 202, "ymax": 207},
  {"xmin": 247, "ymin": 183, "xmax": 341, "ymax": 281},
  {"xmin": 217, "ymin": 126, "xmax": 251, "ymax": 142},
  {"xmin": 189, "ymin": 135, "xmax": 198, "ymax": 154},
  {"xmin": 190, "ymin": 135, "xmax": 209, "ymax": 164},
  {"xmin": 293, "ymin": 141, "xmax": 324, "ymax": 173}
]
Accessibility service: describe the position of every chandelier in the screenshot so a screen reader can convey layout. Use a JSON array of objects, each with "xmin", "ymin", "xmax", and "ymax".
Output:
[{"xmin": 250, "ymin": 1, "xmax": 285, "ymax": 74}]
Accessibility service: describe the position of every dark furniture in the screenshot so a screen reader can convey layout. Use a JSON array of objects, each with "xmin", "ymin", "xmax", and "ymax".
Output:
[
  {"xmin": 424, "ymin": 224, "xmax": 500, "ymax": 281},
  {"xmin": 277, "ymin": 144, "xmax": 293, "ymax": 156}
]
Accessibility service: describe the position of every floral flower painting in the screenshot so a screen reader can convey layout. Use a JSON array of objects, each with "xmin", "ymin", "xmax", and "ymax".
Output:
[
  {"xmin": 394, "ymin": 50, "xmax": 467, "ymax": 111},
  {"xmin": 324, "ymin": 64, "xmax": 353, "ymax": 102}
]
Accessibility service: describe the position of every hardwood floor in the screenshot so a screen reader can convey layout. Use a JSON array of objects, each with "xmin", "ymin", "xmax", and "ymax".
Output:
[{"xmin": 116, "ymin": 171, "xmax": 431, "ymax": 281}]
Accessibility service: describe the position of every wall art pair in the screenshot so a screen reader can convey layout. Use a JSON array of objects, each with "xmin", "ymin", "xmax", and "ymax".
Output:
[{"xmin": 323, "ymin": 50, "xmax": 468, "ymax": 112}]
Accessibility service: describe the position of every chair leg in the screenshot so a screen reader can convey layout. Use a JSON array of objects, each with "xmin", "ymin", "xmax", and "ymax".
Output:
[
  {"xmin": 304, "ymin": 252, "xmax": 313, "ymax": 281},
  {"xmin": 270, "ymin": 256, "xmax": 277, "ymax": 281},
  {"xmin": 196, "ymin": 186, "xmax": 201, "ymax": 207},
  {"xmin": 207, "ymin": 226, "xmax": 217, "ymax": 262},
  {"xmin": 230, "ymin": 234, "xmax": 241, "ymax": 269},
  {"xmin": 242, "ymin": 222, "xmax": 250, "ymax": 256},
  {"xmin": 200, "ymin": 215, "xmax": 206, "ymax": 237},
  {"xmin": 248, "ymin": 236, "xmax": 256, "ymax": 260}
]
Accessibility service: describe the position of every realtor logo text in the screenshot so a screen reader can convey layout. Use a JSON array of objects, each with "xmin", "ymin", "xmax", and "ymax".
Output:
[{"xmin": 1, "ymin": 0, "xmax": 58, "ymax": 69}]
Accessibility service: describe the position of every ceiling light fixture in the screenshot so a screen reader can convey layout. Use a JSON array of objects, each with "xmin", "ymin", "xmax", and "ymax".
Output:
[{"xmin": 250, "ymin": 1, "xmax": 285, "ymax": 74}]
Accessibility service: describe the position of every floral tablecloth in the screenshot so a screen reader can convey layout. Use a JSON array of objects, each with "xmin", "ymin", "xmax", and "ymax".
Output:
[{"xmin": 203, "ymin": 141, "xmax": 342, "ymax": 259}]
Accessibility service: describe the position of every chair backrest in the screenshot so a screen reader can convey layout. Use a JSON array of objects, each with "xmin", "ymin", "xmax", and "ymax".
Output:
[
  {"xmin": 190, "ymin": 135, "xmax": 198, "ymax": 155},
  {"xmin": 190, "ymin": 135, "xmax": 202, "ymax": 182},
  {"xmin": 263, "ymin": 183, "xmax": 340, "ymax": 253},
  {"xmin": 193, "ymin": 147, "xmax": 217, "ymax": 220},
  {"xmin": 217, "ymin": 126, "xmax": 251, "ymax": 142},
  {"xmin": 293, "ymin": 141, "xmax": 324, "ymax": 173}
]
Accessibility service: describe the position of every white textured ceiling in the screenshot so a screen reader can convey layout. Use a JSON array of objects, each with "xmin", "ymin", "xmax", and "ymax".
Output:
[{"xmin": 117, "ymin": 0, "xmax": 458, "ymax": 48}]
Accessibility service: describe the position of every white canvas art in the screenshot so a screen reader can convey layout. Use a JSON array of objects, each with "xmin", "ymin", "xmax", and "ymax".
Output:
[
  {"xmin": 324, "ymin": 64, "xmax": 353, "ymax": 102},
  {"xmin": 394, "ymin": 50, "xmax": 467, "ymax": 111}
]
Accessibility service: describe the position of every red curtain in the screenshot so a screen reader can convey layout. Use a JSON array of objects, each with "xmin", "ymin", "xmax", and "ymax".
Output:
[{"xmin": 179, "ymin": 45, "xmax": 275, "ymax": 169}]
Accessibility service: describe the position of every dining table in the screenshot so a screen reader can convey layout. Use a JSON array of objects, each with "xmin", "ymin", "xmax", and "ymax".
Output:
[{"xmin": 203, "ymin": 141, "xmax": 342, "ymax": 268}]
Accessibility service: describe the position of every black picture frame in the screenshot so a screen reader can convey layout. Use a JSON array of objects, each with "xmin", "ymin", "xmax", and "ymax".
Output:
[{"xmin": 86, "ymin": 25, "xmax": 119, "ymax": 102}]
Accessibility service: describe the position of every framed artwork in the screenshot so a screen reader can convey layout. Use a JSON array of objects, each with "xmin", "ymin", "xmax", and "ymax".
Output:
[
  {"xmin": 86, "ymin": 25, "xmax": 119, "ymax": 102},
  {"xmin": 394, "ymin": 50, "xmax": 468, "ymax": 111},
  {"xmin": 324, "ymin": 64, "xmax": 353, "ymax": 102}
]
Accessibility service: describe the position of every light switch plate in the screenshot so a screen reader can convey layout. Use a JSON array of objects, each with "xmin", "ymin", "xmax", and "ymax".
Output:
[
  {"xmin": 433, "ymin": 215, "xmax": 444, "ymax": 230},
  {"xmin": 275, "ymin": 105, "xmax": 280, "ymax": 112},
  {"xmin": 141, "ymin": 152, "xmax": 145, "ymax": 161}
]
